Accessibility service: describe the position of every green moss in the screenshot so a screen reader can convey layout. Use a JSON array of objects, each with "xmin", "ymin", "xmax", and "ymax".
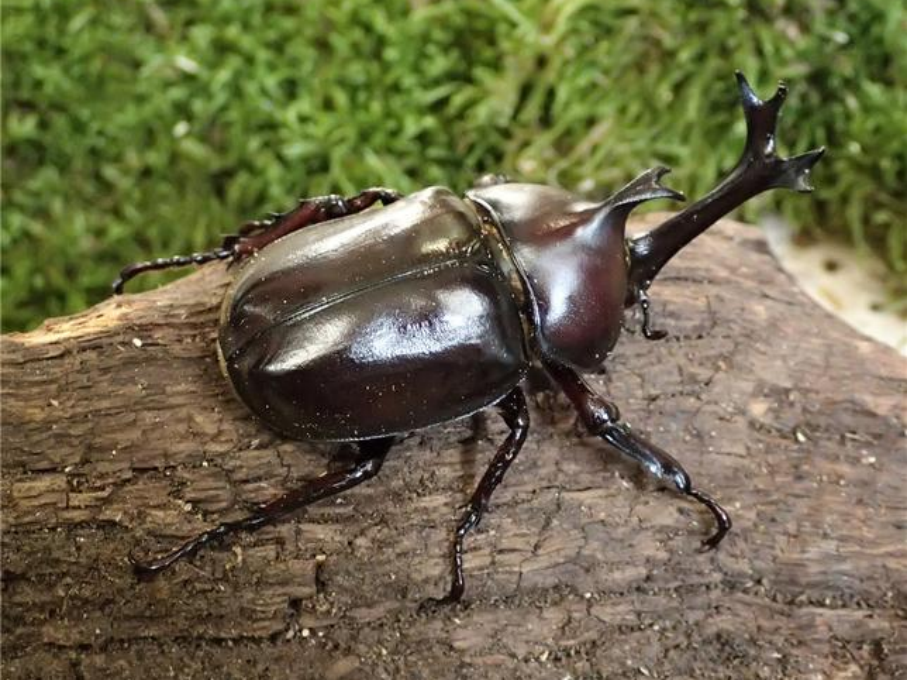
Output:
[{"xmin": 3, "ymin": 0, "xmax": 905, "ymax": 331}]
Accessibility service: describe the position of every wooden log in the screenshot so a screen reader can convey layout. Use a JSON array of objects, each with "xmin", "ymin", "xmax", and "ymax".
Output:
[{"xmin": 2, "ymin": 216, "xmax": 905, "ymax": 678}]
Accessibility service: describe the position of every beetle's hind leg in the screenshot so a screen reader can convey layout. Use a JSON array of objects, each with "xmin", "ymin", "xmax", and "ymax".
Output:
[
  {"xmin": 112, "ymin": 247, "xmax": 235, "ymax": 295},
  {"xmin": 130, "ymin": 437, "xmax": 395, "ymax": 579},
  {"xmin": 112, "ymin": 187, "xmax": 402, "ymax": 294},
  {"xmin": 233, "ymin": 187, "xmax": 403, "ymax": 252},
  {"xmin": 423, "ymin": 387, "xmax": 530, "ymax": 608},
  {"xmin": 545, "ymin": 360, "xmax": 731, "ymax": 549}
]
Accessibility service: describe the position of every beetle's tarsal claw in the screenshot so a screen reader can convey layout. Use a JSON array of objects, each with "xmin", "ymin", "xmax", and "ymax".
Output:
[
  {"xmin": 418, "ymin": 593, "xmax": 462, "ymax": 612},
  {"xmin": 127, "ymin": 551, "xmax": 161, "ymax": 581},
  {"xmin": 634, "ymin": 287, "xmax": 667, "ymax": 340},
  {"xmin": 643, "ymin": 326, "xmax": 667, "ymax": 341},
  {"xmin": 688, "ymin": 488, "xmax": 732, "ymax": 550}
]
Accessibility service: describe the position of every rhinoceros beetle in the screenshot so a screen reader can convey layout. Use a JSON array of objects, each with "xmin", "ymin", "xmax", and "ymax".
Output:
[{"xmin": 115, "ymin": 73, "xmax": 823, "ymax": 605}]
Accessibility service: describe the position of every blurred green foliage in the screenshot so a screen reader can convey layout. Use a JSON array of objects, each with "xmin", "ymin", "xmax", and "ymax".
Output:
[{"xmin": 3, "ymin": 0, "xmax": 905, "ymax": 331}]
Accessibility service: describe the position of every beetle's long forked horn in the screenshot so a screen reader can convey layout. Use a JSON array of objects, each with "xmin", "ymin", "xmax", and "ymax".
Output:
[{"xmin": 626, "ymin": 72, "xmax": 825, "ymax": 295}]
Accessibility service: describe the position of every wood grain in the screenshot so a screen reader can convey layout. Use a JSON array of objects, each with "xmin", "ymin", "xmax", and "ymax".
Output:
[{"xmin": 2, "ymin": 216, "xmax": 905, "ymax": 678}]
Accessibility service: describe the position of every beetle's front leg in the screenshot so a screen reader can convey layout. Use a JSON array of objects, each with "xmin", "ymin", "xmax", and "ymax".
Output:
[{"xmin": 545, "ymin": 360, "xmax": 731, "ymax": 549}]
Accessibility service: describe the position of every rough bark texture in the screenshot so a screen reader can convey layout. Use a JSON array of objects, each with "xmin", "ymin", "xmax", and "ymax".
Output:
[{"xmin": 2, "ymin": 216, "xmax": 905, "ymax": 679}]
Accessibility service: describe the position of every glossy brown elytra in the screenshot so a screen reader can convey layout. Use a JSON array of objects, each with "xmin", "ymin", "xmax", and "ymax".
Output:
[{"xmin": 115, "ymin": 73, "xmax": 823, "ymax": 605}]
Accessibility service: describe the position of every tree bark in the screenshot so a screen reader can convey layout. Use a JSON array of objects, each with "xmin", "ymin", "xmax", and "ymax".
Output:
[{"xmin": 2, "ymin": 216, "xmax": 905, "ymax": 679}]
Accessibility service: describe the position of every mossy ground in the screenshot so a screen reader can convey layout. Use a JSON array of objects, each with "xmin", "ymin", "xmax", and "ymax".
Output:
[{"xmin": 3, "ymin": 0, "xmax": 905, "ymax": 331}]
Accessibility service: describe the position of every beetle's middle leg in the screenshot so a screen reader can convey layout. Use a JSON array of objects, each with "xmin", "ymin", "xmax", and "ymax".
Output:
[
  {"xmin": 112, "ymin": 187, "xmax": 402, "ymax": 293},
  {"xmin": 130, "ymin": 437, "xmax": 395, "ymax": 579},
  {"xmin": 545, "ymin": 360, "xmax": 731, "ymax": 549},
  {"xmin": 424, "ymin": 386, "xmax": 530, "ymax": 607}
]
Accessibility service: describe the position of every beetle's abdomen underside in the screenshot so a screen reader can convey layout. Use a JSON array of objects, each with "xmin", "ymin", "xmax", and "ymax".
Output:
[{"xmin": 219, "ymin": 187, "xmax": 528, "ymax": 441}]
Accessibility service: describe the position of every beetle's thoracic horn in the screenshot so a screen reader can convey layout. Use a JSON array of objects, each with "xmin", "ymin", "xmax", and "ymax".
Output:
[
  {"xmin": 600, "ymin": 166, "xmax": 686, "ymax": 213},
  {"xmin": 576, "ymin": 166, "xmax": 684, "ymax": 251},
  {"xmin": 626, "ymin": 72, "xmax": 825, "ymax": 295}
]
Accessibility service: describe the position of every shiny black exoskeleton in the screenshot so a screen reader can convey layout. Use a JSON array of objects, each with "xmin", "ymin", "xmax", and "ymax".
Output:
[{"xmin": 115, "ymin": 73, "xmax": 823, "ymax": 605}]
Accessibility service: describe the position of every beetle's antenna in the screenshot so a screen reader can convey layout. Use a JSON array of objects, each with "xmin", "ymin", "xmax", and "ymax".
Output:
[
  {"xmin": 626, "ymin": 72, "xmax": 825, "ymax": 297},
  {"xmin": 112, "ymin": 247, "xmax": 234, "ymax": 295}
]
